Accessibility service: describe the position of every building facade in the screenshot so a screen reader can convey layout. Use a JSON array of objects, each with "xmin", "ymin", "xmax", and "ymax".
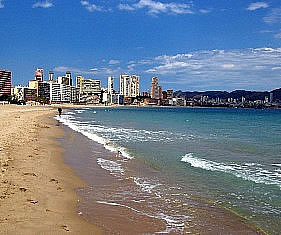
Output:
[
  {"xmin": 151, "ymin": 77, "xmax": 159, "ymax": 99},
  {"xmin": 0, "ymin": 69, "xmax": 12, "ymax": 97},
  {"xmin": 34, "ymin": 68, "xmax": 44, "ymax": 81},
  {"xmin": 76, "ymin": 76, "xmax": 101, "ymax": 94},
  {"xmin": 119, "ymin": 74, "xmax": 140, "ymax": 97},
  {"xmin": 48, "ymin": 71, "xmax": 54, "ymax": 82},
  {"xmin": 50, "ymin": 83, "xmax": 72, "ymax": 103},
  {"xmin": 38, "ymin": 81, "xmax": 50, "ymax": 101},
  {"xmin": 108, "ymin": 76, "xmax": 114, "ymax": 94},
  {"xmin": 13, "ymin": 86, "xmax": 37, "ymax": 102},
  {"xmin": 167, "ymin": 89, "xmax": 173, "ymax": 99}
]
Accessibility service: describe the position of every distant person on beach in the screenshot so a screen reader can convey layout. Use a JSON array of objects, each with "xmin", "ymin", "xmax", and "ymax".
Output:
[{"xmin": 58, "ymin": 107, "xmax": 62, "ymax": 117}]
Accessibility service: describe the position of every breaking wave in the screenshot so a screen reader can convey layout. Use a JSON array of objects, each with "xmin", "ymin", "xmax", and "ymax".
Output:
[{"xmin": 181, "ymin": 153, "xmax": 281, "ymax": 189}]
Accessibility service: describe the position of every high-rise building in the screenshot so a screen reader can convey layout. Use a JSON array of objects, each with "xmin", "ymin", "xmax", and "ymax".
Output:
[
  {"xmin": 48, "ymin": 71, "xmax": 54, "ymax": 82},
  {"xmin": 162, "ymin": 90, "xmax": 167, "ymax": 100},
  {"xmin": 120, "ymin": 74, "xmax": 140, "ymax": 97},
  {"xmin": 50, "ymin": 83, "xmax": 71, "ymax": 103},
  {"xmin": 76, "ymin": 75, "xmax": 84, "ymax": 93},
  {"xmin": 29, "ymin": 80, "xmax": 39, "ymax": 95},
  {"xmin": 13, "ymin": 86, "xmax": 37, "ymax": 102},
  {"xmin": 66, "ymin": 71, "xmax": 72, "ymax": 86},
  {"xmin": 34, "ymin": 68, "xmax": 44, "ymax": 81},
  {"xmin": 130, "ymin": 75, "xmax": 140, "ymax": 97},
  {"xmin": 38, "ymin": 81, "xmax": 50, "ymax": 101},
  {"xmin": 0, "ymin": 69, "xmax": 12, "ymax": 97},
  {"xmin": 270, "ymin": 92, "xmax": 274, "ymax": 103},
  {"xmin": 76, "ymin": 75, "xmax": 101, "ymax": 102},
  {"xmin": 158, "ymin": 86, "xmax": 163, "ymax": 100},
  {"xmin": 120, "ymin": 75, "xmax": 130, "ymax": 97},
  {"xmin": 151, "ymin": 77, "xmax": 159, "ymax": 99},
  {"xmin": 167, "ymin": 89, "xmax": 173, "ymax": 99},
  {"xmin": 108, "ymin": 76, "xmax": 114, "ymax": 94}
]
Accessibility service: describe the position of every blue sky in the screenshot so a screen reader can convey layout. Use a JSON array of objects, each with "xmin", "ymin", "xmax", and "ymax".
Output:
[{"xmin": 1, "ymin": 0, "xmax": 281, "ymax": 91}]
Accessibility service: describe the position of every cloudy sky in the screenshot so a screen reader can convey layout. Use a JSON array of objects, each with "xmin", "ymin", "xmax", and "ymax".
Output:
[{"xmin": 1, "ymin": 0, "xmax": 281, "ymax": 91}]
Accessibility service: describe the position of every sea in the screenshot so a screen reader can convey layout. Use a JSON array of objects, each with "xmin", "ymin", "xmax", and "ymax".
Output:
[{"xmin": 56, "ymin": 107, "xmax": 281, "ymax": 234}]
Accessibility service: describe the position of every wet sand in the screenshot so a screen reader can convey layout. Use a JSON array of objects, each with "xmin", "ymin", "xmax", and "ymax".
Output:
[
  {"xmin": 0, "ymin": 105, "xmax": 102, "ymax": 234},
  {"xmin": 60, "ymin": 124, "xmax": 265, "ymax": 234}
]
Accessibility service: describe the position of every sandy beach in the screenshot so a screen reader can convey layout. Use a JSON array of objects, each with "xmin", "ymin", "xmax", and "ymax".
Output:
[{"xmin": 0, "ymin": 105, "xmax": 102, "ymax": 234}]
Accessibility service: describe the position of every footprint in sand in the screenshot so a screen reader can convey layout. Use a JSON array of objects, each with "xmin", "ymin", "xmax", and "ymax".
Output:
[
  {"xmin": 23, "ymin": 172, "xmax": 37, "ymax": 177},
  {"xmin": 27, "ymin": 199, "xmax": 38, "ymax": 204},
  {"xmin": 61, "ymin": 225, "xmax": 70, "ymax": 232},
  {"xmin": 57, "ymin": 187, "xmax": 64, "ymax": 192},
  {"xmin": 19, "ymin": 187, "xmax": 27, "ymax": 192},
  {"xmin": 50, "ymin": 178, "xmax": 59, "ymax": 184}
]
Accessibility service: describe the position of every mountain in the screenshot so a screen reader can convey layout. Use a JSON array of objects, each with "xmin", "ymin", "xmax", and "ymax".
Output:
[{"xmin": 174, "ymin": 88, "xmax": 281, "ymax": 101}]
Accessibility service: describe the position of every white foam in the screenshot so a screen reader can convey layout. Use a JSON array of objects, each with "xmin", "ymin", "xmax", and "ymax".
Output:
[
  {"xmin": 272, "ymin": 163, "xmax": 281, "ymax": 167},
  {"xmin": 96, "ymin": 201, "xmax": 187, "ymax": 233},
  {"xmin": 55, "ymin": 114, "xmax": 134, "ymax": 160},
  {"xmin": 181, "ymin": 153, "xmax": 281, "ymax": 189},
  {"xmin": 133, "ymin": 177, "xmax": 162, "ymax": 194},
  {"xmin": 97, "ymin": 158, "xmax": 124, "ymax": 175}
]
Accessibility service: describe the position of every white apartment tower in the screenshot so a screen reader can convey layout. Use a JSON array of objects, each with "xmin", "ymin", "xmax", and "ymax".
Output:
[
  {"xmin": 108, "ymin": 76, "xmax": 114, "ymax": 94},
  {"xmin": 119, "ymin": 74, "xmax": 139, "ymax": 97},
  {"xmin": 48, "ymin": 71, "xmax": 54, "ymax": 82},
  {"xmin": 66, "ymin": 71, "xmax": 72, "ymax": 86}
]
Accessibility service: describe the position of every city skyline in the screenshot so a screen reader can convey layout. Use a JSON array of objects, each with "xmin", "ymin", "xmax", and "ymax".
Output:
[{"xmin": 1, "ymin": 1, "xmax": 281, "ymax": 91}]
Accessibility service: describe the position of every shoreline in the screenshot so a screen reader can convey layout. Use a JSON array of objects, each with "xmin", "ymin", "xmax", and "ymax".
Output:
[
  {"xmin": 0, "ymin": 104, "xmax": 270, "ymax": 234},
  {"xmin": 58, "ymin": 107, "xmax": 267, "ymax": 234},
  {"xmin": 0, "ymin": 105, "xmax": 102, "ymax": 234}
]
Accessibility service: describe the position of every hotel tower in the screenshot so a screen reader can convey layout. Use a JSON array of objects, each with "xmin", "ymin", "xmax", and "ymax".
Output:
[{"xmin": 0, "ymin": 69, "xmax": 12, "ymax": 97}]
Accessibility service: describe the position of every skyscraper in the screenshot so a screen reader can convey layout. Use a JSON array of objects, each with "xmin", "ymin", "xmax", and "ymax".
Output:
[
  {"xmin": 119, "ymin": 74, "xmax": 139, "ymax": 97},
  {"xmin": 158, "ymin": 85, "xmax": 163, "ymax": 100},
  {"xmin": 48, "ymin": 71, "xmax": 54, "ymax": 82},
  {"xmin": 151, "ymin": 77, "xmax": 159, "ymax": 99},
  {"xmin": 0, "ymin": 69, "xmax": 12, "ymax": 97},
  {"xmin": 66, "ymin": 71, "xmax": 72, "ymax": 86},
  {"xmin": 270, "ymin": 92, "xmax": 274, "ymax": 103},
  {"xmin": 34, "ymin": 68, "xmax": 43, "ymax": 81},
  {"xmin": 108, "ymin": 76, "xmax": 114, "ymax": 94},
  {"xmin": 130, "ymin": 75, "xmax": 140, "ymax": 97},
  {"xmin": 167, "ymin": 89, "xmax": 173, "ymax": 99}
]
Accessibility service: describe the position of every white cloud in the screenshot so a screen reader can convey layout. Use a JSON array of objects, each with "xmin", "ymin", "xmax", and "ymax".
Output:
[
  {"xmin": 54, "ymin": 66, "xmax": 120, "ymax": 76},
  {"xmin": 264, "ymin": 8, "xmax": 281, "ymax": 24},
  {"xmin": 143, "ymin": 48, "xmax": 281, "ymax": 90},
  {"xmin": 199, "ymin": 9, "xmax": 211, "ymax": 14},
  {"xmin": 247, "ymin": 2, "xmax": 269, "ymax": 11},
  {"xmin": 32, "ymin": 1, "xmax": 54, "ymax": 8},
  {"xmin": 0, "ymin": 0, "xmax": 4, "ymax": 9},
  {"xmin": 222, "ymin": 64, "xmax": 235, "ymax": 69},
  {"xmin": 119, "ymin": 0, "xmax": 193, "ymax": 15},
  {"xmin": 274, "ymin": 32, "xmax": 281, "ymax": 39},
  {"xmin": 54, "ymin": 48, "xmax": 281, "ymax": 91},
  {"xmin": 80, "ymin": 0, "xmax": 105, "ymax": 12},
  {"xmin": 109, "ymin": 59, "xmax": 120, "ymax": 65},
  {"xmin": 118, "ymin": 4, "xmax": 135, "ymax": 11}
]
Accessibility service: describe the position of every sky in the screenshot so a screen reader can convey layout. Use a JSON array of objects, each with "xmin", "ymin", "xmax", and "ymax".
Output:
[{"xmin": 1, "ymin": 0, "xmax": 281, "ymax": 92}]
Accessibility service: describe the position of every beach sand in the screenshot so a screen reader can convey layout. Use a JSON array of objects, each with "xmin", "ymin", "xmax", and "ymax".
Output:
[{"xmin": 0, "ymin": 105, "xmax": 102, "ymax": 234}]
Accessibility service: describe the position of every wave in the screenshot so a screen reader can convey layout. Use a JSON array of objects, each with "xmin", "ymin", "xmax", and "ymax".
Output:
[
  {"xmin": 181, "ymin": 153, "xmax": 281, "ymax": 189},
  {"xmin": 133, "ymin": 177, "xmax": 162, "ymax": 194},
  {"xmin": 55, "ymin": 114, "xmax": 133, "ymax": 160},
  {"xmin": 96, "ymin": 201, "xmax": 187, "ymax": 233},
  {"xmin": 97, "ymin": 158, "xmax": 124, "ymax": 176}
]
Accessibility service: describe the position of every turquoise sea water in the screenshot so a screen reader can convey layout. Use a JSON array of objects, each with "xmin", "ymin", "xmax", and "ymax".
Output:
[{"xmin": 58, "ymin": 107, "xmax": 281, "ymax": 234}]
